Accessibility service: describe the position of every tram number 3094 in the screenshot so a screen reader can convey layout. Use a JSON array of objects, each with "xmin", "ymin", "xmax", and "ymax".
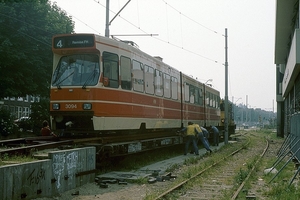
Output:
[{"xmin": 65, "ymin": 104, "xmax": 77, "ymax": 109}]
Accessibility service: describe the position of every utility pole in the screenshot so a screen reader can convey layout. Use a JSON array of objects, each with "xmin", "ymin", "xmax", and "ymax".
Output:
[
  {"xmin": 224, "ymin": 28, "xmax": 229, "ymax": 144},
  {"xmin": 105, "ymin": 0, "xmax": 110, "ymax": 37},
  {"xmin": 105, "ymin": 0, "xmax": 132, "ymax": 38}
]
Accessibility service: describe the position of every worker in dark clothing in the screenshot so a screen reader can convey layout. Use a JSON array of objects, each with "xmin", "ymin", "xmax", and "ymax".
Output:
[
  {"xmin": 200, "ymin": 126, "xmax": 210, "ymax": 146},
  {"xmin": 195, "ymin": 124, "xmax": 212, "ymax": 153},
  {"xmin": 210, "ymin": 126, "xmax": 219, "ymax": 146},
  {"xmin": 178, "ymin": 121, "xmax": 199, "ymax": 155}
]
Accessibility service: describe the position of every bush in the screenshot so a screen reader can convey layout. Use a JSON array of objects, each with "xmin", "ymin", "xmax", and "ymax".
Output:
[
  {"xmin": 29, "ymin": 98, "xmax": 50, "ymax": 135},
  {"xmin": 0, "ymin": 107, "xmax": 17, "ymax": 136}
]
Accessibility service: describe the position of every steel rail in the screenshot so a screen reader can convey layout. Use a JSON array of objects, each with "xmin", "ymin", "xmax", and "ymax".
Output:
[
  {"xmin": 0, "ymin": 140, "xmax": 73, "ymax": 156},
  {"xmin": 154, "ymin": 133, "xmax": 251, "ymax": 200},
  {"xmin": 231, "ymin": 137, "xmax": 269, "ymax": 199}
]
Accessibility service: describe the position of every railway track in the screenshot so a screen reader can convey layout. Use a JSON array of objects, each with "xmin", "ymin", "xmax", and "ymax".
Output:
[
  {"xmin": 0, "ymin": 137, "xmax": 74, "ymax": 156},
  {"xmin": 0, "ymin": 130, "xmax": 180, "ymax": 158},
  {"xmin": 154, "ymin": 132, "xmax": 269, "ymax": 200}
]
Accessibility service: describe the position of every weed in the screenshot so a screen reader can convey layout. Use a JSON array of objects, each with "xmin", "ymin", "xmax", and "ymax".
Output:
[
  {"xmin": 165, "ymin": 163, "xmax": 180, "ymax": 173},
  {"xmin": 132, "ymin": 177, "xmax": 148, "ymax": 185},
  {"xmin": 235, "ymin": 168, "xmax": 249, "ymax": 184},
  {"xmin": 183, "ymin": 156, "xmax": 199, "ymax": 165}
]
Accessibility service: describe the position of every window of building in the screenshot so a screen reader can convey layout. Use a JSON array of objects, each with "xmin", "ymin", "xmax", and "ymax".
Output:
[
  {"xmin": 17, "ymin": 106, "xmax": 22, "ymax": 118},
  {"xmin": 23, "ymin": 107, "xmax": 30, "ymax": 117}
]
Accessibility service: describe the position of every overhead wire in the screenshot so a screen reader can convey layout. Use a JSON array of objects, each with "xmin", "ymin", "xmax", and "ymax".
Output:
[
  {"xmin": 1, "ymin": 1, "xmax": 224, "ymax": 65},
  {"xmin": 90, "ymin": 0, "xmax": 220, "ymax": 64},
  {"xmin": 161, "ymin": 0, "xmax": 221, "ymax": 35}
]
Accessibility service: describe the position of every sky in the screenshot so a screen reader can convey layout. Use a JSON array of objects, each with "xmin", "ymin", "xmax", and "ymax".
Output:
[{"xmin": 51, "ymin": 0, "xmax": 276, "ymax": 112}]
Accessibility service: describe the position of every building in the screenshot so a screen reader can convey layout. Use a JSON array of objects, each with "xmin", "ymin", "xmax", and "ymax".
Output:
[
  {"xmin": 0, "ymin": 95, "xmax": 40, "ymax": 120},
  {"xmin": 275, "ymin": 0, "xmax": 300, "ymax": 137}
]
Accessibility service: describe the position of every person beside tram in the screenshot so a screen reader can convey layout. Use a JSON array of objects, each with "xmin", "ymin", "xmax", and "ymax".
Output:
[
  {"xmin": 209, "ymin": 125, "xmax": 220, "ymax": 146},
  {"xmin": 41, "ymin": 120, "xmax": 57, "ymax": 137},
  {"xmin": 178, "ymin": 121, "xmax": 199, "ymax": 155},
  {"xmin": 194, "ymin": 124, "xmax": 213, "ymax": 154}
]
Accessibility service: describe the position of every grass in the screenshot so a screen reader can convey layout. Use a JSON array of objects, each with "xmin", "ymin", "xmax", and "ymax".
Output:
[
  {"xmin": 237, "ymin": 129, "xmax": 300, "ymax": 199},
  {"xmin": 144, "ymin": 129, "xmax": 300, "ymax": 200},
  {"xmin": 0, "ymin": 153, "xmax": 37, "ymax": 166}
]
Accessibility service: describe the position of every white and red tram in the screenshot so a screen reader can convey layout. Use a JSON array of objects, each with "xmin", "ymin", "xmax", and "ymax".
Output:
[{"xmin": 50, "ymin": 34, "xmax": 221, "ymax": 156}]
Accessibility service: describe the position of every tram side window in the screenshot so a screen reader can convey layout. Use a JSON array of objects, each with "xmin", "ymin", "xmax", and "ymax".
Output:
[
  {"xmin": 120, "ymin": 56, "xmax": 132, "ymax": 90},
  {"xmin": 198, "ymin": 88, "xmax": 203, "ymax": 105},
  {"xmin": 145, "ymin": 65, "xmax": 154, "ymax": 94},
  {"xmin": 132, "ymin": 60, "xmax": 144, "ymax": 92},
  {"xmin": 213, "ymin": 95, "xmax": 217, "ymax": 108},
  {"xmin": 189, "ymin": 85, "xmax": 195, "ymax": 104},
  {"xmin": 207, "ymin": 92, "xmax": 214, "ymax": 107},
  {"xmin": 206, "ymin": 92, "xmax": 210, "ymax": 106},
  {"xmin": 103, "ymin": 52, "xmax": 119, "ymax": 88},
  {"xmin": 184, "ymin": 82, "xmax": 190, "ymax": 102},
  {"xmin": 171, "ymin": 77, "xmax": 178, "ymax": 100},
  {"xmin": 155, "ymin": 70, "xmax": 163, "ymax": 96},
  {"xmin": 164, "ymin": 73, "xmax": 171, "ymax": 98},
  {"xmin": 194, "ymin": 88, "xmax": 199, "ymax": 105}
]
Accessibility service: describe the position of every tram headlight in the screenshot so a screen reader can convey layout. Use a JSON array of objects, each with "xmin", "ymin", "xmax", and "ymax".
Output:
[
  {"xmin": 83, "ymin": 103, "xmax": 92, "ymax": 110},
  {"xmin": 52, "ymin": 103, "xmax": 60, "ymax": 110}
]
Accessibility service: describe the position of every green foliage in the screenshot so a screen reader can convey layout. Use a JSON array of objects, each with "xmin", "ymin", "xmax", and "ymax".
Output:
[
  {"xmin": 183, "ymin": 156, "xmax": 199, "ymax": 165},
  {"xmin": 131, "ymin": 177, "xmax": 148, "ymax": 185},
  {"xmin": 0, "ymin": 154, "xmax": 37, "ymax": 166},
  {"xmin": 235, "ymin": 168, "xmax": 249, "ymax": 184},
  {"xmin": 0, "ymin": 107, "xmax": 17, "ymax": 136},
  {"xmin": 29, "ymin": 98, "xmax": 50, "ymax": 135},
  {"xmin": 265, "ymin": 183, "xmax": 300, "ymax": 199},
  {"xmin": 0, "ymin": 0, "xmax": 74, "ymax": 99}
]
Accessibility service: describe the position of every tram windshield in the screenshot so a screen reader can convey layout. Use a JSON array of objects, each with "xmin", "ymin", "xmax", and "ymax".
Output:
[{"xmin": 52, "ymin": 54, "xmax": 100, "ymax": 88}]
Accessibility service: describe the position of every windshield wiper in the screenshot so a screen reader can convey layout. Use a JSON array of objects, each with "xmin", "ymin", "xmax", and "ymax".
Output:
[
  {"xmin": 55, "ymin": 72, "xmax": 74, "ymax": 89},
  {"xmin": 82, "ymin": 70, "xmax": 98, "ymax": 89}
]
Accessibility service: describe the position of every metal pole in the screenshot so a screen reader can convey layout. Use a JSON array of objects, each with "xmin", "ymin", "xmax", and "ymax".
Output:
[
  {"xmin": 105, "ymin": 0, "xmax": 110, "ymax": 37},
  {"xmin": 204, "ymin": 83, "xmax": 206, "ymax": 126},
  {"xmin": 224, "ymin": 28, "xmax": 229, "ymax": 144}
]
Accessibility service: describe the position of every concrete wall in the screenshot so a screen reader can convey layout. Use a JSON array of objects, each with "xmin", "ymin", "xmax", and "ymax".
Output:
[{"xmin": 0, "ymin": 147, "xmax": 96, "ymax": 200}]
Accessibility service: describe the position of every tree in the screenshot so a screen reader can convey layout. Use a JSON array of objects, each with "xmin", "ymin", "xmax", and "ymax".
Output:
[
  {"xmin": 0, "ymin": 107, "xmax": 17, "ymax": 136},
  {"xmin": 0, "ymin": 0, "xmax": 74, "ymax": 99},
  {"xmin": 30, "ymin": 98, "xmax": 51, "ymax": 135}
]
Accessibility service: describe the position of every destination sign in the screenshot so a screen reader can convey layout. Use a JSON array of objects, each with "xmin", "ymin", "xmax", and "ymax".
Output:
[{"xmin": 53, "ymin": 35, "xmax": 95, "ymax": 49}]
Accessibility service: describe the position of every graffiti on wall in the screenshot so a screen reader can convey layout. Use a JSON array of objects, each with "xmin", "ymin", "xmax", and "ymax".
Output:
[{"xmin": 27, "ymin": 168, "xmax": 46, "ymax": 185}]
